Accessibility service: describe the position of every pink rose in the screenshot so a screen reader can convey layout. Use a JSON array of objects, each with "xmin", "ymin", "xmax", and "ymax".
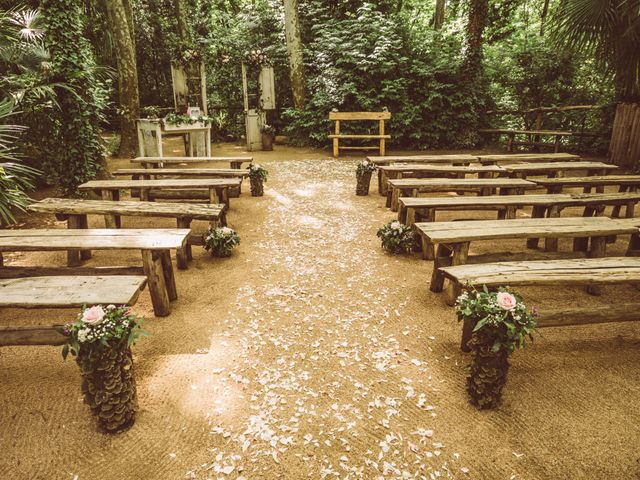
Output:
[
  {"xmin": 82, "ymin": 306, "xmax": 106, "ymax": 326},
  {"xmin": 496, "ymin": 292, "xmax": 517, "ymax": 311}
]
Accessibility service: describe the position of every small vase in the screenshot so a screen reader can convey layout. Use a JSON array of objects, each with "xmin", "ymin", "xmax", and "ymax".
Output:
[
  {"xmin": 250, "ymin": 177, "xmax": 264, "ymax": 196},
  {"xmin": 356, "ymin": 171, "xmax": 372, "ymax": 196},
  {"xmin": 76, "ymin": 340, "xmax": 138, "ymax": 433},
  {"xmin": 261, "ymin": 133, "xmax": 274, "ymax": 151},
  {"xmin": 466, "ymin": 333, "xmax": 510, "ymax": 409}
]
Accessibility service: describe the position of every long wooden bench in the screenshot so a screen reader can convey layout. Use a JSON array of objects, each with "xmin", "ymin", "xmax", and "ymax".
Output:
[
  {"xmin": 439, "ymin": 257, "xmax": 640, "ymax": 349},
  {"xmin": 132, "ymin": 156, "xmax": 253, "ymax": 170},
  {"xmin": 477, "ymin": 153, "xmax": 580, "ymax": 164},
  {"xmin": 28, "ymin": 198, "xmax": 226, "ymax": 254},
  {"xmin": 416, "ymin": 217, "xmax": 638, "ymax": 301},
  {"xmin": 398, "ymin": 192, "xmax": 640, "ymax": 228},
  {"xmin": 532, "ymin": 175, "xmax": 640, "ymax": 193},
  {"xmin": 479, "ymin": 129, "xmax": 572, "ymax": 152},
  {"xmin": 502, "ymin": 161, "xmax": 618, "ymax": 179},
  {"xmin": 0, "ymin": 229, "xmax": 190, "ymax": 317},
  {"xmin": 387, "ymin": 178, "xmax": 536, "ymax": 211},
  {"xmin": 329, "ymin": 111, "xmax": 391, "ymax": 157},
  {"xmin": 0, "ymin": 275, "xmax": 147, "ymax": 347}
]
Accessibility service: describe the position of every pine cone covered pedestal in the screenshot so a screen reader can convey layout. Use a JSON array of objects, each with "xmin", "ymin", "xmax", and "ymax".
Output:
[
  {"xmin": 355, "ymin": 171, "xmax": 372, "ymax": 196},
  {"xmin": 250, "ymin": 177, "xmax": 264, "ymax": 196},
  {"xmin": 466, "ymin": 333, "xmax": 509, "ymax": 409},
  {"xmin": 76, "ymin": 341, "xmax": 138, "ymax": 433}
]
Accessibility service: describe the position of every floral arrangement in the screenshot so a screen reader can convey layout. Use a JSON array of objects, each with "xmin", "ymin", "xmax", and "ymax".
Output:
[
  {"xmin": 356, "ymin": 159, "xmax": 376, "ymax": 176},
  {"xmin": 204, "ymin": 226, "xmax": 240, "ymax": 257},
  {"xmin": 247, "ymin": 163, "xmax": 268, "ymax": 182},
  {"xmin": 164, "ymin": 112, "xmax": 213, "ymax": 127},
  {"xmin": 62, "ymin": 305, "xmax": 146, "ymax": 360},
  {"xmin": 455, "ymin": 287, "xmax": 537, "ymax": 354},
  {"xmin": 377, "ymin": 220, "xmax": 416, "ymax": 253},
  {"xmin": 456, "ymin": 287, "xmax": 537, "ymax": 409},
  {"xmin": 244, "ymin": 48, "xmax": 270, "ymax": 67},
  {"xmin": 260, "ymin": 124, "xmax": 275, "ymax": 136}
]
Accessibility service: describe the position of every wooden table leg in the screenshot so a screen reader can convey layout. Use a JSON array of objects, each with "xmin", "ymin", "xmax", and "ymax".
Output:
[
  {"xmin": 175, "ymin": 218, "xmax": 192, "ymax": 269},
  {"xmin": 586, "ymin": 236, "xmax": 607, "ymax": 295},
  {"xmin": 159, "ymin": 250, "xmax": 178, "ymax": 301},
  {"xmin": 429, "ymin": 243, "xmax": 452, "ymax": 292},
  {"xmin": 141, "ymin": 249, "xmax": 171, "ymax": 317},
  {"xmin": 444, "ymin": 243, "xmax": 469, "ymax": 306},
  {"xmin": 101, "ymin": 190, "xmax": 118, "ymax": 228}
]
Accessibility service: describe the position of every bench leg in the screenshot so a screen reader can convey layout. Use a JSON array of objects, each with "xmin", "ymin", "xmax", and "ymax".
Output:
[
  {"xmin": 444, "ymin": 243, "xmax": 469, "ymax": 305},
  {"xmin": 405, "ymin": 207, "xmax": 416, "ymax": 227},
  {"xmin": 380, "ymin": 170, "xmax": 390, "ymax": 196},
  {"xmin": 391, "ymin": 188, "xmax": 402, "ymax": 212},
  {"xmin": 332, "ymin": 138, "xmax": 339, "ymax": 158},
  {"xmin": 159, "ymin": 250, "xmax": 178, "ymax": 301},
  {"xmin": 66, "ymin": 215, "xmax": 83, "ymax": 267},
  {"xmin": 141, "ymin": 249, "xmax": 171, "ymax": 317},
  {"xmin": 175, "ymin": 218, "xmax": 192, "ymax": 270},
  {"xmin": 77, "ymin": 214, "xmax": 92, "ymax": 261},
  {"xmin": 586, "ymin": 236, "xmax": 607, "ymax": 296},
  {"xmin": 420, "ymin": 234, "xmax": 434, "ymax": 261},
  {"xmin": 101, "ymin": 190, "xmax": 119, "ymax": 228},
  {"xmin": 626, "ymin": 233, "xmax": 640, "ymax": 256},
  {"xmin": 461, "ymin": 315, "xmax": 476, "ymax": 352},
  {"xmin": 544, "ymin": 205, "xmax": 561, "ymax": 252},
  {"xmin": 526, "ymin": 205, "xmax": 547, "ymax": 249},
  {"xmin": 429, "ymin": 244, "xmax": 452, "ymax": 292}
]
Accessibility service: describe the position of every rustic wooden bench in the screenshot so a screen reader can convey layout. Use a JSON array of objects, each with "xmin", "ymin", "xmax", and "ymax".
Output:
[
  {"xmin": 27, "ymin": 198, "xmax": 226, "ymax": 263},
  {"xmin": 416, "ymin": 217, "xmax": 638, "ymax": 301},
  {"xmin": 502, "ymin": 161, "xmax": 618, "ymax": 179},
  {"xmin": 0, "ymin": 275, "xmax": 147, "ymax": 347},
  {"xmin": 377, "ymin": 164, "xmax": 504, "ymax": 198},
  {"xmin": 132, "ymin": 156, "xmax": 253, "ymax": 170},
  {"xmin": 477, "ymin": 153, "xmax": 580, "ymax": 165},
  {"xmin": 479, "ymin": 129, "xmax": 573, "ymax": 152},
  {"xmin": 368, "ymin": 154, "xmax": 478, "ymax": 195},
  {"xmin": 387, "ymin": 178, "xmax": 536, "ymax": 211},
  {"xmin": 439, "ymin": 256, "xmax": 640, "ymax": 349},
  {"xmin": 78, "ymin": 178, "xmax": 240, "ymax": 215},
  {"xmin": 329, "ymin": 111, "xmax": 391, "ymax": 157},
  {"xmin": 398, "ymin": 192, "xmax": 640, "ymax": 230},
  {"xmin": 0, "ymin": 229, "xmax": 190, "ymax": 317}
]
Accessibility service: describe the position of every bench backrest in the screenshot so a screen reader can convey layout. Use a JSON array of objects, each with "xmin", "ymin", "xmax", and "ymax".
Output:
[{"xmin": 329, "ymin": 111, "xmax": 391, "ymax": 121}]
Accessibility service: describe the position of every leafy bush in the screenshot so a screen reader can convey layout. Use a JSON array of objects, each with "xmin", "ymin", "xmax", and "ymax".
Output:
[
  {"xmin": 377, "ymin": 220, "xmax": 416, "ymax": 254},
  {"xmin": 204, "ymin": 226, "xmax": 240, "ymax": 258}
]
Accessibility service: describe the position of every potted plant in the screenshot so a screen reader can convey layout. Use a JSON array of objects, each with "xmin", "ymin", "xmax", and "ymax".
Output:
[
  {"xmin": 355, "ymin": 159, "xmax": 376, "ymax": 196},
  {"xmin": 247, "ymin": 163, "xmax": 268, "ymax": 196},
  {"xmin": 455, "ymin": 287, "xmax": 537, "ymax": 409},
  {"xmin": 204, "ymin": 226, "xmax": 240, "ymax": 257},
  {"xmin": 377, "ymin": 220, "xmax": 417, "ymax": 253},
  {"xmin": 260, "ymin": 124, "xmax": 275, "ymax": 151},
  {"xmin": 62, "ymin": 305, "xmax": 147, "ymax": 433}
]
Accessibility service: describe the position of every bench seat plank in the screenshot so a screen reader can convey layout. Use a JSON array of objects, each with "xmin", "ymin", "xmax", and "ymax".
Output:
[
  {"xmin": 132, "ymin": 156, "xmax": 252, "ymax": 165},
  {"xmin": 477, "ymin": 153, "xmax": 580, "ymax": 164},
  {"xmin": 378, "ymin": 164, "xmax": 504, "ymax": 174},
  {"xmin": 368, "ymin": 154, "xmax": 477, "ymax": 165},
  {"xmin": 532, "ymin": 175, "xmax": 640, "ymax": 188},
  {"xmin": 0, "ymin": 229, "xmax": 190, "ymax": 251},
  {"xmin": 114, "ymin": 168, "xmax": 248, "ymax": 177},
  {"xmin": 388, "ymin": 178, "xmax": 535, "ymax": 189},
  {"xmin": 328, "ymin": 134, "xmax": 391, "ymax": 139},
  {"xmin": 0, "ymin": 275, "xmax": 147, "ymax": 308},
  {"xmin": 502, "ymin": 161, "xmax": 617, "ymax": 174},
  {"xmin": 78, "ymin": 178, "xmax": 241, "ymax": 189}
]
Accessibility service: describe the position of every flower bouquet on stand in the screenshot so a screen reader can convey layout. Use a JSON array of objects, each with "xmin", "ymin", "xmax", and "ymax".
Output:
[
  {"xmin": 377, "ymin": 220, "xmax": 417, "ymax": 254},
  {"xmin": 455, "ymin": 287, "xmax": 537, "ymax": 409},
  {"xmin": 247, "ymin": 163, "xmax": 268, "ymax": 196},
  {"xmin": 62, "ymin": 305, "xmax": 146, "ymax": 433},
  {"xmin": 355, "ymin": 159, "xmax": 376, "ymax": 196},
  {"xmin": 204, "ymin": 226, "xmax": 240, "ymax": 257}
]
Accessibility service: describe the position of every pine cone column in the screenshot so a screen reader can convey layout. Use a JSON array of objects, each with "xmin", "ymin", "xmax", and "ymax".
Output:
[
  {"xmin": 250, "ymin": 177, "xmax": 264, "ymax": 196},
  {"xmin": 466, "ymin": 333, "xmax": 510, "ymax": 409},
  {"xmin": 356, "ymin": 171, "xmax": 372, "ymax": 196}
]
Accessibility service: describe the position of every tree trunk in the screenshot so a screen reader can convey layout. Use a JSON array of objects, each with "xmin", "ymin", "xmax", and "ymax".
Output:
[
  {"xmin": 461, "ymin": 0, "xmax": 488, "ymax": 85},
  {"xmin": 105, "ymin": 0, "xmax": 140, "ymax": 158},
  {"xmin": 174, "ymin": 0, "xmax": 190, "ymax": 43},
  {"xmin": 283, "ymin": 0, "xmax": 306, "ymax": 109},
  {"xmin": 434, "ymin": 0, "xmax": 445, "ymax": 30},
  {"xmin": 539, "ymin": 0, "xmax": 550, "ymax": 36}
]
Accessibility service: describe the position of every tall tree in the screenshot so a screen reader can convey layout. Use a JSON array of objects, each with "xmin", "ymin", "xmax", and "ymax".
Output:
[
  {"xmin": 434, "ymin": 0, "xmax": 445, "ymax": 30},
  {"xmin": 40, "ymin": 0, "xmax": 105, "ymax": 195},
  {"xmin": 174, "ymin": 0, "xmax": 190, "ymax": 44},
  {"xmin": 461, "ymin": 0, "xmax": 488, "ymax": 85},
  {"xmin": 104, "ymin": 0, "xmax": 140, "ymax": 157},
  {"xmin": 283, "ymin": 0, "xmax": 306, "ymax": 109}
]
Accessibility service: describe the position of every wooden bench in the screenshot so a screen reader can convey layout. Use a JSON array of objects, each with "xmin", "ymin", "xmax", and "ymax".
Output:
[
  {"xmin": 0, "ymin": 229, "xmax": 190, "ymax": 317},
  {"xmin": 0, "ymin": 275, "xmax": 147, "ymax": 347},
  {"xmin": 368, "ymin": 154, "xmax": 478, "ymax": 195},
  {"xmin": 532, "ymin": 175, "xmax": 640, "ymax": 193},
  {"xmin": 386, "ymin": 178, "xmax": 536, "ymax": 211},
  {"xmin": 329, "ymin": 111, "xmax": 391, "ymax": 157},
  {"xmin": 398, "ymin": 192, "xmax": 640, "ymax": 229},
  {"xmin": 132, "ymin": 156, "xmax": 253, "ymax": 170},
  {"xmin": 477, "ymin": 153, "xmax": 580, "ymax": 165},
  {"xmin": 416, "ymin": 217, "xmax": 638, "ymax": 302},
  {"xmin": 439, "ymin": 257, "xmax": 640, "ymax": 349},
  {"xmin": 479, "ymin": 129, "xmax": 573, "ymax": 152},
  {"xmin": 78, "ymin": 178, "xmax": 240, "ymax": 213},
  {"xmin": 502, "ymin": 161, "xmax": 618, "ymax": 179},
  {"xmin": 27, "ymin": 198, "xmax": 226, "ymax": 258}
]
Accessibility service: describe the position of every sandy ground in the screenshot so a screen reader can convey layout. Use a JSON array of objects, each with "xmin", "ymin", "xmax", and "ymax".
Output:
[{"xmin": 0, "ymin": 141, "xmax": 639, "ymax": 480}]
